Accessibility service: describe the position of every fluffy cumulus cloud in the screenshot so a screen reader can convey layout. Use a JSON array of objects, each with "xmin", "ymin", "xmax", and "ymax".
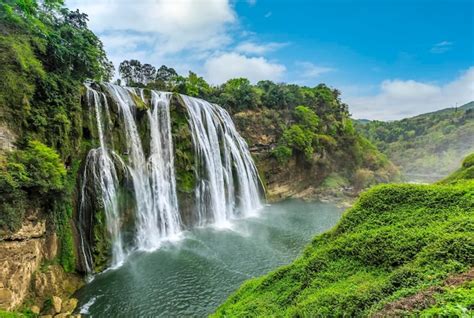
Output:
[
  {"xmin": 204, "ymin": 53, "xmax": 286, "ymax": 84},
  {"xmin": 65, "ymin": 0, "xmax": 290, "ymax": 83},
  {"xmin": 67, "ymin": 0, "xmax": 235, "ymax": 53},
  {"xmin": 346, "ymin": 67, "xmax": 474, "ymax": 120}
]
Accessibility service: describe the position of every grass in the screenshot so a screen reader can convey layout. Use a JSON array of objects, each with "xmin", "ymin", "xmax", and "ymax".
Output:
[{"xmin": 213, "ymin": 155, "xmax": 474, "ymax": 317}]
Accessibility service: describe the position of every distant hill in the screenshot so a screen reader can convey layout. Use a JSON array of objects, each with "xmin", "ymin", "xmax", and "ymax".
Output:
[{"xmin": 356, "ymin": 101, "xmax": 474, "ymax": 182}]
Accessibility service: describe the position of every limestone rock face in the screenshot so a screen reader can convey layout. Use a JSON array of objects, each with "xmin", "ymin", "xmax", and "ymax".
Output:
[
  {"xmin": 0, "ymin": 212, "xmax": 80, "ymax": 311},
  {"xmin": 61, "ymin": 298, "xmax": 78, "ymax": 314},
  {"xmin": 0, "ymin": 125, "xmax": 16, "ymax": 152},
  {"xmin": 2, "ymin": 215, "xmax": 46, "ymax": 241},
  {"xmin": 32, "ymin": 265, "xmax": 83, "ymax": 303},
  {"xmin": 0, "ymin": 236, "xmax": 45, "ymax": 310}
]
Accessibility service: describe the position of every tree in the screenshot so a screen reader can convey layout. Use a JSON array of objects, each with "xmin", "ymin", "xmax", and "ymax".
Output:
[
  {"xmin": 294, "ymin": 105, "xmax": 319, "ymax": 130},
  {"xmin": 141, "ymin": 63, "xmax": 156, "ymax": 84},
  {"xmin": 119, "ymin": 60, "xmax": 132, "ymax": 84},
  {"xmin": 156, "ymin": 65, "xmax": 178, "ymax": 82},
  {"xmin": 174, "ymin": 72, "xmax": 212, "ymax": 98},
  {"xmin": 219, "ymin": 78, "xmax": 261, "ymax": 111}
]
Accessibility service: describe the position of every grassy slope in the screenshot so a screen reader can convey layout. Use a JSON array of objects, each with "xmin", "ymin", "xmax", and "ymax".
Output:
[
  {"xmin": 213, "ymin": 155, "xmax": 474, "ymax": 317},
  {"xmin": 356, "ymin": 101, "xmax": 474, "ymax": 180}
]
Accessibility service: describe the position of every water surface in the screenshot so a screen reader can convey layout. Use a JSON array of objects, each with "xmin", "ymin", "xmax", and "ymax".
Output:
[{"xmin": 76, "ymin": 200, "xmax": 344, "ymax": 317}]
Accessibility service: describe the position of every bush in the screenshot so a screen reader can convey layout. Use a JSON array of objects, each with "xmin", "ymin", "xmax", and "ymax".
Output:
[
  {"xmin": 282, "ymin": 125, "xmax": 314, "ymax": 160},
  {"xmin": 272, "ymin": 145, "xmax": 292, "ymax": 164},
  {"xmin": 353, "ymin": 168, "xmax": 375, "ymax": 191},
  {"xmin": 462, "ymin": 153, "xmax": 474, "ymax": 168},
  {"xmin": 0, "ymin": 141, "xmax": 65, "ymax": 231},
  {"xmin": 12, "ymin": 140, "xmax": 66, "ymax": 193},
  {"xmin": 294, "ymin": 105, "xmax": 319, "ymax": 129}
]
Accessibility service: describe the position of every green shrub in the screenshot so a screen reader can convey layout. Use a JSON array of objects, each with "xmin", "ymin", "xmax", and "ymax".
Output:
[
  {"xmin": 12, "ymin": 140, "xmax": 66, "ymax": 193},
  {"xmin": 294, "ymin": 105, "xmax": 319, "ymax": 130},
  {"xmin": 462, "ymin": 153, "xmax": 474, "ymax": 168},
  {"xmin": 282, "ymin": 125, "xmax": 314, "ymax": 160},
  {"xmin": 271, "ymin": 145, "xmax": 293, "ymax": 164},
  {"xmin": 53, "ymin": 200, "xmax": 76, "ymax": 273}
]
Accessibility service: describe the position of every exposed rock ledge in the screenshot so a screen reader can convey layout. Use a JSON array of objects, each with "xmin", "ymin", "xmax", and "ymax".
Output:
[{"xmin": 0, "ymin": 213, "xmax": 83, "ymax": 312}]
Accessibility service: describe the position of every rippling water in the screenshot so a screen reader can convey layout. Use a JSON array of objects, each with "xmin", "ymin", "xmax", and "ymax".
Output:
[{"xmin": 75, "ymin": 200, "xmax": 344, "ymax": 317}]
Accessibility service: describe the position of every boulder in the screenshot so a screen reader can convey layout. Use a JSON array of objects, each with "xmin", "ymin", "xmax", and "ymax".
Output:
[
  {"xmin": 0, "ymin": 288, "xmax": 13, "ymax": 310},
  {"xmin": 31, "ymin": 305, "xmax": 41, "ymax": 314},
  {"xmin": 61, "ymin": 298, "xmax": 78, "ymax": 314},
  {"xmin": 51, "ymin": 296, "xmax": 62, "ymax": 314}
]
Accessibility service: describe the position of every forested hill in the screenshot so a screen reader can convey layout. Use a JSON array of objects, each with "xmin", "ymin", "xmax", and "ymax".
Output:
[{"xmin": 356, "ymin": 101, "xmax": 474, "ymax": 182}]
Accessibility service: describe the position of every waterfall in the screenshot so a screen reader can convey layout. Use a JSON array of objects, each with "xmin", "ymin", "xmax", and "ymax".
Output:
[
  {"xmin": 147, "ymin": 91, "xmax": 181, "ymax": 242},
  {"xmin": 181, "ymin": 95, "xmax": 262, "ymax": 226},
  {"xmin": 79, "ymin": 87, "xmax": 125, "ymax": 271},
  {"xmin": 78, "ymin": 84, "xmax": 263, "ymax": 272}
]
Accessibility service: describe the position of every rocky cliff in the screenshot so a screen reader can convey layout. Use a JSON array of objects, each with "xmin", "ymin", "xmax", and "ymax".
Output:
[
  {"xmin": 0, "ymin": 209, "xmax": 82, "ymax": 313},
  {"xmin": 233, "ymin": 108, "xmax": 399, "ymax": 203}
]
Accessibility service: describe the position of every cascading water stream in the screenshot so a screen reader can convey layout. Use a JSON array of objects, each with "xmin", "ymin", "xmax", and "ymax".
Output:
[
  {"xmin": 79, "ymin": 87, "xmax": 125, "ymax": 271},
  {"xmin": 78, "ymin": 84, "xmax": 263, "ymax": 272},
  {"xmin": 147, "ymin": 91, "xmax": 181, "ymax": 241},
  {"xmin": 180, "ymin": 95, "xmax": 263, "ymax": 226}
]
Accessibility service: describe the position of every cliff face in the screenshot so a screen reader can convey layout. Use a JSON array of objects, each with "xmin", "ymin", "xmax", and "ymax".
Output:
[
  {"xmin": 0, "ymin": 209, "xmax": 82, "ymax": 312},
  {"xmin": 233, "ymin": 109, "xmax": 399, "ymax": 202}
]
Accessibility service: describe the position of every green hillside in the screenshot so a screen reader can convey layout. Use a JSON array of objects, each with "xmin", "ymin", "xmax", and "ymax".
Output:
[
  {"xmin": 356, "ymin": 102, "xmax": 474, "ymax": 182},
  {"xmin": 213, "ymin": 154, "xmax": 474, "ymax": 317}
]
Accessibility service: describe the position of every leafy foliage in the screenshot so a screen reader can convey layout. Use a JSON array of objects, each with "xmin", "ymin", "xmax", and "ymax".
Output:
[
  {"xmin": 0, "ymin": 0, "xmax": 112, "ymax": 275},
  {"xmin": 213, "ymin": 156, "xmax": 474, "ymax": 317},
  {"xmin": 271, "ymin": 145, "xmax": 293, "ymax": 164},
  {"xmin": 0, "ymin": 141, "xmax": 66, "ymax": 231}
]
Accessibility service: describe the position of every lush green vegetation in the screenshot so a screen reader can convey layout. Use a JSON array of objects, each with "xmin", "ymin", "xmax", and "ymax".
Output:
[
  {"xmin": 213, "ymin": 155, "xmax": 474, "ymax": 317},
  {"xmin": 0, "ymin": 0, "xmax": 111, "ymax": 274},
  {"xmin": 356, "ymin": 102, "xmax": 474, "ymax": 181}
]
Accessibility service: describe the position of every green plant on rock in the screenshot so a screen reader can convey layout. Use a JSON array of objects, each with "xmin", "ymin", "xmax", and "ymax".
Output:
[
  {"xmin": 52, "ymin": 200, "xmax": 76, "ymax": 273},
  {"xmin": 294, "ymin": 105, "xmax": 319, "ymax": 130},
  {"xmin": 0, "ymin": 141, "xmax": 66, "ymax": 232},
  {"xmin": 170, "ymin": 95, "xmax": 196, "ymax": 193},
  {"xmin": 271, "ymin": 145, "xmax": 293, "ymax": 164},
  {"xmin": 13, "ymin": 140, "xmax": 66, "ymax": 192},
  {"xmin": 282, "ymin": 124, "xmax": 314, "ymax": 160}
]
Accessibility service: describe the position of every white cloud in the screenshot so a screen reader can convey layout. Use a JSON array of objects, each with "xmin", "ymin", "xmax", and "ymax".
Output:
[
  {"xmin": 264, "ymin": 11, "xmax": 272, "ymax": 18},
  {"xmin": 204, "ymin": 52, "xmax": 286, "ymax": 84},
  {"xmin": 235, "ymin": 41, "xmax": 288, "ymax": 54},
  {"xmin": 430, "ymin": 41, "xmax": 453, "ymax": 53},
  {"xmin": 247, "ymin": 0, "xmax": 257, "ymax": 6},
  {"xmin": 66, "ymin": 0, "xmax": 236, "ymax": 55},
  {"xmin": 295, "ymin": 61, "xmax": 334, "ymax": 78},
  {"xmin": 345, "ymin": 67, "xmax": 474, "ymax": 120}
]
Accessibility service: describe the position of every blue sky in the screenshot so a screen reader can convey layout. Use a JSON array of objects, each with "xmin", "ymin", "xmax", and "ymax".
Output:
[{"xmin": 66, "ymin": 0, "xmax": 474, "ymax": 120}]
